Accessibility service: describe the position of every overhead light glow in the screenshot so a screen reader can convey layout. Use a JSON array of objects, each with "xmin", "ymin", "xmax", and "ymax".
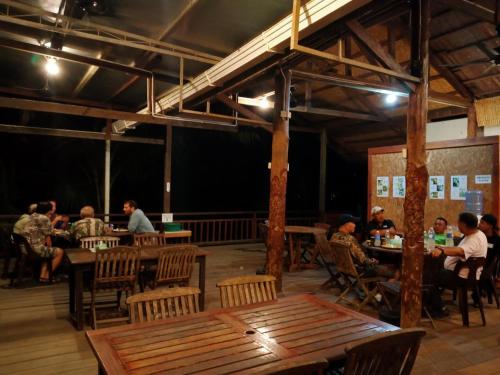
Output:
[
  {"xmin": 385, "ymin": 93, "xmax": 397, "ymax": 104},
  {"xmin": 259, "ymin": 97, "xmax": 270, "ymax": 109},
  {"xmin": 45, "ymin": 57, "xmax": 60, "ymax": 76}
]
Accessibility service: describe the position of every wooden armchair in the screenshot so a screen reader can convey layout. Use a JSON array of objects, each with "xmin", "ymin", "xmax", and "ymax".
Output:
[
  {"xmin": 330, "ymin": 239, "xmax": 384, "ymax": 310},
  {"xmin": 343, "ymin": 328, "xmax": 426, "ymax": 375},
  {"xmin": 91, "ymin": 246, "xmax": 140, "ymax": 329},
  {"xmin": 217, "ymin": 275, "xmax": 277, "ymax": 308},
  {"xmin": 314, "ymin": 232, "xmax": 344, "ymax": 290},
  {"xmin": 80, "ymin": 236, "xmax": 119, "ymax": 249},
  {"xmin": 140, "ymin": 245, "xmax": 197, "ymax": 291},
  {"xmin": 126, "ymin": 287, "xmax": 200, "ymax": 323}
]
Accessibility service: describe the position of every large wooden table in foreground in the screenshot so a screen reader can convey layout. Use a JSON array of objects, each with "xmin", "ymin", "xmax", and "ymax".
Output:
[
  {"xmin": 86, "ymin": 294, "xmax": 397, "ymax": 375},
  {"xmin": 66, "ymin": 246, "xmax": 209, "ymax": 330}
]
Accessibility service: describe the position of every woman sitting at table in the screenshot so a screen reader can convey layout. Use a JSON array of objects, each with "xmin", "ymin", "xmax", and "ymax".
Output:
[{"xmin": 331, "ymin": 214, "xmax": 400, "ymax": 280}]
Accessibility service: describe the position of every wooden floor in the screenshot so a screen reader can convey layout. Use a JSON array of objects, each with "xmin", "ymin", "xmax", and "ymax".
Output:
[{"xmin": 1, "ymin": 243, "xmax": 500, "ymax": 375}]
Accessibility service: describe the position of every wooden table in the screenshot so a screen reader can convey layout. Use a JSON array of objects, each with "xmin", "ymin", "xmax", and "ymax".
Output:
[
  {"xmin": 108, "ymin": 230, "xmax": 192, "ymax": 245},
  {"xmin": 66, "ymin": 246, "xmax": 208, "ymax": 330},
  {"xmin": 362, "ymin": 241, "xmax": 402, "ymax": 256},
  {"xmin": 86, "ymin": 294, "xmax": 397, "ymax": 375},
  {"xmin": 285, "ymin": 226, "xmax": 326, "ymax": 272}
]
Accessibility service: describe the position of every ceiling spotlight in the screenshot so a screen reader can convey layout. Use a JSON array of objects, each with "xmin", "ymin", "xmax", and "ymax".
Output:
[
  {"xmin": 258, "ymin": 97, "xmax": 270, "ymax": 109},
  {"xmin": 385, "ymin": 93, "xmax": 397, "ymax": 104},
  {"xmin": 45, "ymin": 57, "xmax": 60, "ymax": 76}
]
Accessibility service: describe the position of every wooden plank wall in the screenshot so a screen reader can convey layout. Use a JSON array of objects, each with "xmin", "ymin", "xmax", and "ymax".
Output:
[{"xmin": 368, "ymin": 137, "xmax": 500, "ymax": 230}]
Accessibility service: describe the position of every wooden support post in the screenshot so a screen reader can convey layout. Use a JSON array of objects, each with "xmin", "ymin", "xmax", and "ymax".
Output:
[
  {"xmin": 104, "ymin": 120, "xmax": 111, "ymax": 224},
  {"xmin": 163, "ymin": 125, "xmax": 173, "ymax": 213},
  {"xmin": 401, "ymin": 0, "xmax": 430, "ymax": 328},
  {"xmin": 467, "ymin": 104, "xmax": 478, "ymax": 138},
  {"xmin": 266, "ymin": 70, "xmax": 291, "ymax": 291},
  {"xmin": 319, "ymin": 128, "xmax": 327, "ymax": 219}
]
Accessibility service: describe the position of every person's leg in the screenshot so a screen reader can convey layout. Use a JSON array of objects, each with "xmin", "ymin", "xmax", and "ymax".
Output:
[
  {"xmin": 39, "ymin": 247, "xmax": 63, "ymax": 280},
  {"xmin": 51, "ymin": 248, "xmax": 64, "ymax": 272}
]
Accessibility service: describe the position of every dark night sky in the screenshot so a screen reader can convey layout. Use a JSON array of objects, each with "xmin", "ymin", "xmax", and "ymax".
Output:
[{"xmin": 0, "ymin": 110, "xmax": 366, "ymax": 216}]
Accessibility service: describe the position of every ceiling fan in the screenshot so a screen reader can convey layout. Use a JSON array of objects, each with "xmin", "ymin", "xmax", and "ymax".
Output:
[{"xmin": 437, "ymin": 43, "xmax": 500, "ymax": 75}]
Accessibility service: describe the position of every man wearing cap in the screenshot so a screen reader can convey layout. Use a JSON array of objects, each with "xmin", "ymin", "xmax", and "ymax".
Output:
[
  {"xmin": 331, "ymin": 214, "xmax": 398, "ymax": 279},
  {"xmin": 478, "ymin": 214, "xmax": 500, "ymax": 300},
  {"xmin": 367, "ymin": 206, "xmax": 396, "ymax": 237}
]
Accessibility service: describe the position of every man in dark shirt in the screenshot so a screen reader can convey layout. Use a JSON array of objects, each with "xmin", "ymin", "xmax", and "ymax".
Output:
[
  {"xmin": 478, "ymin": 214, "xmax": 500, "ymax": 304},
  {"xmin": 367, "ymin": 206, "xmax": 396, "ymax": 237}
]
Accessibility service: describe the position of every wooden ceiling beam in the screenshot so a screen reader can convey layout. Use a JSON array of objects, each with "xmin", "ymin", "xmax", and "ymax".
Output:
[
  {"xmin": 291, "ymin": 105, "xmax": 382, "ymax": 121},
  {"xmin": 215, "ymin": 93, "xmax": 268, "ymax": 123},
  {"xmin": 428, "ymin": 53, "xmax": 475, "ymax": 100},
  {"xmin": 463, "ymin": 71, "xmax": 500, "ymax": 85},
  {"xmin": 345, "ymin": 19, "xmax": 415, "ymax": 91},
  {"xmin": 0, "ymin": 124, "xmax": 165, "ymax": 144},
  {"xmin": 435, "ymin": 0, "xmax": 495, "ymax": 23}
]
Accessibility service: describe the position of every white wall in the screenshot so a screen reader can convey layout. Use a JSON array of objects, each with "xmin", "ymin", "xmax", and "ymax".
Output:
[
  {"xmin": 484, "ymin": 126, "xmax": 500, "ymax": 136},
  {"xmin": 426, "ymin": 118, "xmax": 467, "ymax": 142}
]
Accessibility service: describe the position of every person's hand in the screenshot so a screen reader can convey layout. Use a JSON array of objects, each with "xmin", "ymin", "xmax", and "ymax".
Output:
[
  {"xmin": 389, "ymin": 227, "xmax": 397, "ymax": 235},
  {"xmin": 431, "ymin": 248, "xmax": 443, "ymax": 258}
]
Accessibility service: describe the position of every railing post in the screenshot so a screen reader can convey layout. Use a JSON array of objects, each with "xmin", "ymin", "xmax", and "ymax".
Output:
[{"xmin": 251, "ymin": 212, "xmax": 257, "ymax": 241}]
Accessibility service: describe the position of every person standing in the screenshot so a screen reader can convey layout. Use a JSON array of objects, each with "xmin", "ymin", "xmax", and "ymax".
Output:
[{"xmin": 123, "ymin": 200, "xmax": 155, "ymax": 233}]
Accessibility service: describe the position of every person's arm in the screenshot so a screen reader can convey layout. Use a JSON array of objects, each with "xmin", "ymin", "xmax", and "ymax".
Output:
[
  {"xmin": 350, "ymin": 238, "xmax": 370, "ymax": 264},
  {"xmin": 127, "ymin": 212, "xmax": 139, "ymax": 232},
  {"xmin": 432, "ymin": 246, "xmax": 465, "ymax": 258}
]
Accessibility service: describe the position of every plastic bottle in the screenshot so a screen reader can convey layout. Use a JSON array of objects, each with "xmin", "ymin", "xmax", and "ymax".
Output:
[
  {"xmin": 464, "ymin": 190, "xmax": 484, "ymax": 216},
  {"xmin": 423, "ymin": 230, "xmax": 428, "ymax": 250},
  {"xmin": 374, "ymin": 230, "xmax": 381, "ymax": 247},
  {"xmin": 428, "ymin": 227, "xmax": 435, "ymax": 251},
  {"xmin": 446, "ymin": 225, "xmax": 454, "ymax": 247}
]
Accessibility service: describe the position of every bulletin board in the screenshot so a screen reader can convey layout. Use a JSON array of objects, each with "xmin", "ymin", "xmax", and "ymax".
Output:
[{"xmin": 368, "ymin": 137, "xmax": 500, "ymax": 230}]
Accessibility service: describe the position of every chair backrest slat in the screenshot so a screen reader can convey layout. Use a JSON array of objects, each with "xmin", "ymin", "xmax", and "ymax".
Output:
[
  {"xmin": 216, "ymin": 275, "xmax": 277, "ymax": 308},
  {"xmin": 80, "ymin": 236, "xmax": 119, "ymax": 249},
  {"xmin": 126, "ymin": 287, "xmax": 201, "ymax": 323},
  {"xmin": 93, "ymin": 247, "xmax": 140, "ymax": 292},
  {"xmin": 133, "ymin": 233, "xmax": 167, "ymax": 247},
  {"xmin": 343, "ymin": 328, "xmax": 426, "ymax": 375}
]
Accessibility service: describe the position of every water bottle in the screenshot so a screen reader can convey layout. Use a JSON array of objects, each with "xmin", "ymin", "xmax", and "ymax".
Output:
[
  {"xmin": 446, "ymin": 225, "xmax": 454, "ymax": 247},
  {"xmin": 423, "ymin": 230, "xmax": 428, "ymax": 250},
  {"xmin": 464, "ymin": 190, "xmax": 483, "ymax": 216},
  {"xmin": 374, "ymin": 230, "xmax": 381, "ymax": 247},
  {"xmin": 428, "ymin": 227, "xmax": 435, "ymax": 252}
]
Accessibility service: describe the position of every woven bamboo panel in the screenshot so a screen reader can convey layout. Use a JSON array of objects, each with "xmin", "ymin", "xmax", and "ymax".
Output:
[
  {"xmin": 476, "ymin": 97, "xmax": 500, "ymax": 127},
  {"xmin": 370, "ymin": 144, "xmax": 495, "ymax": 230}
]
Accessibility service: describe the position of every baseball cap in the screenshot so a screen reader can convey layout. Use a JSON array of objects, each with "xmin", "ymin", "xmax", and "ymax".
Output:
[
  {"xmin": 338, "ymin": 214, "xmax": 360, "ymax": 226},
  {"xmin": 371, "ymin": 206, "xmax": 384, "ymax": 215}
]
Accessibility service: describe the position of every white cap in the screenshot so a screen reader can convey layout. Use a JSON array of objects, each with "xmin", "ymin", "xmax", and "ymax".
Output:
[{"xmin": 371, "ymin": 206, "xmax": 384, "ymax": 215}]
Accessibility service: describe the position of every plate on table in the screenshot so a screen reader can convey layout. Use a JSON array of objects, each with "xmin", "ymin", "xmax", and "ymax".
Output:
[
  {"xmin": 113, "ymin": 228, "xmax": 128, "ymax": 232},
  {"xmin": 381, "ymin": 244, "xmax": 402, "ymax": 250}
]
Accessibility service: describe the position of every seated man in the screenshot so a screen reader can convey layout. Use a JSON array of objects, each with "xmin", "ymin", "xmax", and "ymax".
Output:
[
  {"xmin": 433, "ymin": 216, "xmax": 448, "ymax": 245},
  {"xmin": 123, "ymin": 200, "xmax": 154, "ymax": 233},
  {"xmin": 478, "ymin": 214, "xmax": 500, "ymax": 300},
  {"xmin": 367, "ymin": 206, "xmax": 396, "ymax": 237},
  {"xmin": 13, "ymin": 203, "xmax": 37, "ymax": 235},
  {"xmin": 431, "ymin": 212, "xmax": 487, "ymax": 310},
  {"xmin": 49, "ymin": 200, "xmax": 69, "ymax": 230},
  {"xmin": 71, "ymin": 205, "xmax": 106, "ymax": 241},
  {"xmin": 331, "ymin": 214, "xmax": 399, "ymax": 279},
  {"xmin": 14, "ymin": 201, "xmax": 65, "ymax": 282}
]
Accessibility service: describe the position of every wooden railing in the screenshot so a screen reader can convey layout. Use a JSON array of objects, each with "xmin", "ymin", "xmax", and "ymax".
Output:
[{"xmin": 0, "ymin": 210, "xmax": 319, "ymax": 247}]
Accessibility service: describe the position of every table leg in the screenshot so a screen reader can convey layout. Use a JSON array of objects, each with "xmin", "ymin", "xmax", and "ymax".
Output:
[
  {"xmin": 288, "ymin": 235, "xmax": 296, "ymax": 272},
  {"xmin": 75, "ymin": 268, "xmax": 84, "ymax": 330},
  {"xmin": 198, "ymin": 256, "xmax": 206, "ymax": 311}
]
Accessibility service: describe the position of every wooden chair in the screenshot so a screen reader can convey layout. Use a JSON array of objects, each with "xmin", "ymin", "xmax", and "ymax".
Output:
[
  {"xmin": 330, "ymin": 239, "xmax": 384, "ymax": 311},
  {"xmin": 133, "ymin": 232, "xmax": 165, "ymax": 247},
  {"xmin": 217, "ymin": 275, "xmax": 277, "ymax": 308},
  {"xmin": 91, "ymin": 246, "xmax": 140, "ymax": 329},
  {"xmin": 343, "ymin": 328, "xmax": 426, "ymax": 375},
  {"xmin": 252, "ymin": 358, "xmax": 329, "ymax": 375},
  {"xmin": 480, "ymin": 254, "xmax": 500, "ymax": 308},
  {"xmin": 314, "ymin": 232, "xmax": 344, "ymax": 290},
  {"xmin": 126, "ymin": 287, "xmax": 200, "ymax": 323},
  {"xmin": 141, "ymin": 245, "xmax": 197, "ymax": 291},
  {"xmin": 314, "ymin": 222, "xmax": 331, "ymax": 239},
  {"xmin": 455, "ymin": 257, "xmax": 487, "ymax": 327},
  {"xmin": 10, "ymin": 233, "xmax": 53, "ymax": 286},
  {"xmin": 80, "ymin": 236, "xmax": 119, "ymax": 249}
]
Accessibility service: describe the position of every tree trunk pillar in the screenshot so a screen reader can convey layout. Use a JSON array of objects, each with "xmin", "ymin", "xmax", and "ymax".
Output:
[
  {"xmin": 401, "ymin": 0, "xmax": 430, "ymax": 328},
  {"xmin": 104, "ymin": 120, "xmax": 111, "ymax": 224},
  {"xmin": 266, "ymin": 70, "xmax": 291, "ymax": 291}
]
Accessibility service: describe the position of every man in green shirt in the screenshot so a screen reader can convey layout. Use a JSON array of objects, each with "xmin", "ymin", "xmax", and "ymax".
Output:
[{"xmin": 433, "ymin": 217, "xmax": 448, "ymax": 245}]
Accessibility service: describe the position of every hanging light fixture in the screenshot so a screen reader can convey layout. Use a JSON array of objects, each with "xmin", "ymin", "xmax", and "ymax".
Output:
[{"xmin": 45, "ymin": 57, "xmax": 60, "ymax": 76}]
